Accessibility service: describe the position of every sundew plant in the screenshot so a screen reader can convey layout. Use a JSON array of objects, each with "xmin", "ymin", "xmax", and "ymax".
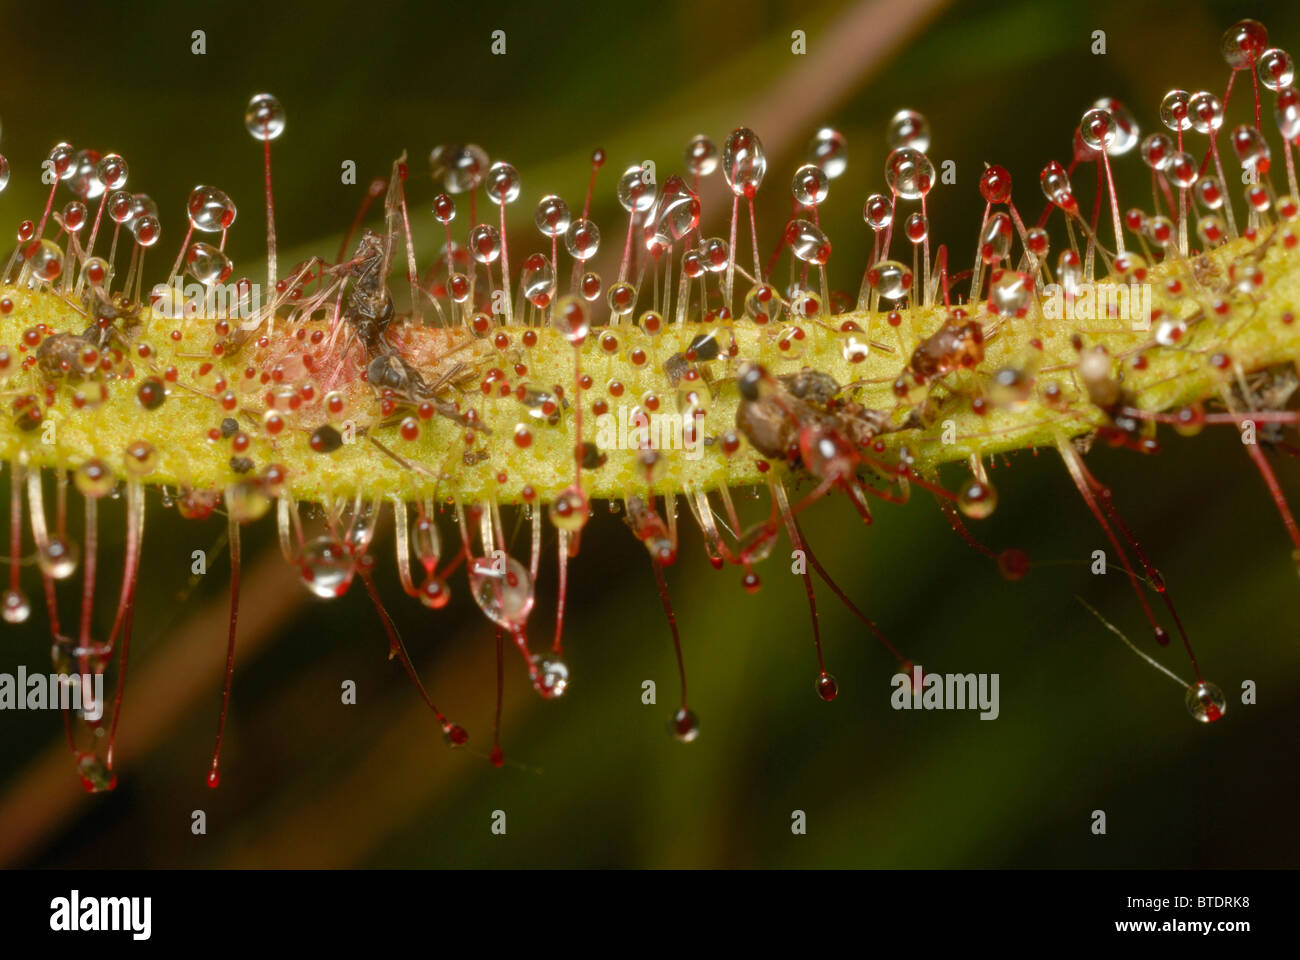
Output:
[{"xmin": 0, "ymin": 0, "xmax": 1297, "ymax": 869}]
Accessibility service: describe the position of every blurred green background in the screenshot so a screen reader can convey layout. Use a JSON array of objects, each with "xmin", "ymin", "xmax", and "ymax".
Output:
[{"xmin": 0, "ymin": 0, "xmax": 1298, "ymax": 867}]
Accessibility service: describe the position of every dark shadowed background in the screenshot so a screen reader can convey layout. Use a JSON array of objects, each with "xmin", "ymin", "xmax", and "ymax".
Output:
[{"xmin": 0, "ymin": 0, "xmax": 1298, "ymax": 867}]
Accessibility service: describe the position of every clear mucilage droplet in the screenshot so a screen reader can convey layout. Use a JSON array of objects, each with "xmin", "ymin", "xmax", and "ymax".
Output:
[
  {"xmin": 1195, "ymin": 176, "xmax": 1226, "ymax": 210},
  {"xmin": 486, "ymin": 161, "xmax": 520, "ymax": 205},
  {"xmin": 672, "ymin": 707, "xmax": 700, "ymax": 742},
  {"xmin": 188, "ymin": 185, "xmax": 237, "ymax": 232},
  {"xmin": 1221, "ymin": 19, "xmax": 1268, "ymax": 70},
  {"xmin": 1091, "ymin": 98, "xmax": 1139, "ymax": 155},
  {"xmin": 1185, "ymin": 681, "xmax": 1226, "ymax": 723},
  {"xmin": 884, "ymin": 147, "xmax": 934, "ymax": 200},
  {"xmin": 905, "ymin": 212, "xmax": 928, "ymax": 244},
  {"xmin": 23, "ymin": 238, "xmax": 64, "ymax": 281},
  {"xmin": 244, "ymin": 93, "xmax": 286, "ymax": 140},
  {"xmin": 701, "ymin": 237, "xmax": 729, "ymax": 272},
  {"xmin": 430, "ymin": 143, "xmax": 489, "ymax": 194},
  {"xmin": 521, "ymin": 253, "xmax": 556, "ymax": 308},
  {"xmin": 887, "ymin": 109, "xmax": 931, "ymax": 152},
  {"xmin": 2, "ymin": 588, "xmax": 31, "ymax": 624},
  {"xmin": 1079, "ymin": 107, "xmax": 1116, "ymax": 152},
  {"xmin": 1159, "ymin": 89, "xmax": 1192, "ymax": 132},
  {"xmin": 1188, "ymin": 91, "xmax": 1225, "ymax": 134},
  {"xmin": 61, "ymin": 201, "xmax": 87, "ymax": 233},
  {"xmin": 644, "ymin": 175, "xmax": 699, "ymax": 253},
  {"xmin": 722, "ymin": 127, "xmax": 767, "ymax": 197},
  {"xmin": 187, "ymin": 243, "xmax": 233, "ymax": 286},
  {"xmin": 531, "ymin": 655, "xmax": 569, "ymax": 699},
  {"xmin": 958, "ymin": 477, "xmax": 998, "ymax": 519},
  {"xmin": 297, "ymin": 537, "xmax": 356, "ymax": 599},
  {"xmin": 866, "ymin": 260, "xmax": 913, "ymax": 302},
  {"xmin": 468, "ymin": 223, "xmax": 501, "ymax": 264},
  {"xmin": 791, "ymin": 163, "xmax": 829, "ymax": 206},
  {"xmin": 128, "ymin": 194, "xmax": 159, "ymax": 232},
  {"xmin": 534, "ymin": 194, "xmax": 571, "ymax": 238},
  {"xmin": 863, "ymin": 193, "xmax": 893, "ymax": 230},
  {"xmin": 47, "ymin": 142, "xmax": 76, "ymax": 182},
  {"xmin": 107, "ymin": 190, "xmax": 133, "ymax": 224},
  {"xmin": 1259, "ymin": 48, "xmax": 1294, "ymax": 91},
  {"xmin": 1276, "ymin": 87, "xmax": 1300, "ymax": 141},
  {"xmin": 551, "ymin": 296, "xmax": 589, "ymax": 345},
  {"xmin": 469, "ymin": 554, "xmax": 536, "ymax": 630},
  {"xmin": 744, "ymin": 282, "xmax": 784, "ymax": 325},
  {"xmin": 1140, "ymin": 133, "xmax": 1174, "ymax": 172},
  {"xmin": 131, "ymin": 214, "xmax": 161, "ymax": 247},
  {"xmin": 1166, "ymin": 151, "xmax": 1199, "ymax": 189},
  {"xmin": 987, "ymin": 270, "xmax": 1033, "ymax": 319},
  {"xmin": 980, "ymin": 212, "xmax": 1013, "ymax": 264},
  {"xmin": 95, "ymin": 152, "xmax": 128, "ymax": 191},
  {"xmin": 565, "ymin": 218, "xmax": 600, "ymax": 260},
  {"xmin": 1040, "ymin": 160, "xmax": 1076, "ymax": 211},
  {"xmin": 617, "ymin": 164, "xmax": 656, "ymax": 213},
  {"xmin": 38, "ymin": 536, "xmax": 79, "ymax": 580},
  {"xmin": 805, "ymin": 127, "xmax": 848, "ymax": 179},
  {"xmin": 69, "ymin": 149, "xmax": 105, "ymax": 200},
  {"xmin": 1057, "ymin": 251, "xmax": 1083, "ymax": 296},
  {"xmin": 685, "ymin": 134, "xmax": 718, "ymax": 177},
  {"xmin": 1232, "ymin": 124, "xmax": 1271, "ymax": 172},
  {"xmin": 786, "ymin": 219, "xmax": 831, "ymax": 265}
]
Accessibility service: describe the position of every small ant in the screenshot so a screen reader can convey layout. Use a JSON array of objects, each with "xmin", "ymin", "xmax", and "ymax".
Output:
[
  {"xmin": 735, "ymin": 364, "xmax": 917, "ymax": 487},
  {"xmin": 36, "ymin": 285, "xmax": 141, "ymax": 379},
  {"xmin": 908, "ymin": 319, "xmax": 984, "ymax": 385}
]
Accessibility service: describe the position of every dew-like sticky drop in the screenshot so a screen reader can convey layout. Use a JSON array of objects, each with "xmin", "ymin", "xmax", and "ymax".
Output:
[
  {"xmin": 39, "ymin": 536, "xmax": 80, "ymax": 580},
  {"xmin": 867, "ymin": 260, "xmax": 912, "ymax": 302},
  {"xmin": 722, "ymin": 127, "xmax": 767, "ymax": 197},
  {"xmin": 685, "ymin": 135, "xmax": 718, "ymax": 178},
  {"xmin": 188, "ymin": 185, "xmax": 237, "ymax": 233},
  {"xmin": 958, "ymin": 477, "xmax": 998, "ymax": 519},
  {"xmin": 671, "ymin": 707, "xmax": 699, "ymax": 742},
  {"xmin": 550, "ymin": 296, "xmax": 590, "ymax": 345},
  {"xmin": 469, "ymin": 554, "xmax": 535, "ymax": 629},
  {"xmin": 298, "ymin": 537, "xmax": 356, "ymax": 599},
  {"xmin": 806, "ymin": 126, "xmax": 848, "ymax": 179},
  {"xmin": 486, "ymin": 161, "xmax": 521, "ymax": 206},
  {"xmin": 530, "ymin": 655, "xmax": 569, "ymax": 699},
  {"xmin": 564, "ymin": 218, "xmax": 600, "ymax": 261},
  {"xmin": 187, "ymin": 243, "xmax": 233, "ymax": 286},
  {"xmin": 2, "ymin": 587, "xmax": 30, "ymax": 624},
  {"xmin": 534, "ymin": 195, "xmax": 571, "ymax": 238},
  {"xmin": 884, "ymin": 147, "xmax": 934, "ymax": 200},
  {"xmin": 430, "ymin": 143, "xmax": 489, "ymax": 194},
  {"xmin": 644, "ymin": 174, "xmax": 699, "ymax": 252},
  {"xmin": 786, "ymin": 219, "xmax": 831, "ymax": 265},
  {"xmin": 244, "ymin": 93, "xmax": 286, "ymax": 140},
  {"xmin": 616, "ymin": 164, "xmax": 656, "ymax": 213},
  {"xmin": 1185, "ymin": 681, "xmax": 1226, "ymax": 723}
]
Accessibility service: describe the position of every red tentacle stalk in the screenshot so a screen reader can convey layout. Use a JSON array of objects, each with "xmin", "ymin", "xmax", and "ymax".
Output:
[
  {"xmin": 650, "ymin": 558, "xmax": 696, "ymax": 742},
  {"xmin": 207, "ymin": 510, "xmax": 242, "ymax": 789},
  {"xmin": 491, "ymin": 628, "xmax": 505, "ymax": 768},
  {"xmin": 799, "ymin": 535, "xmax": 907, "ymax": 665},
  {"xmin": 359, "ymin": 559, "xmax": 465, "ymax": 746}
]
